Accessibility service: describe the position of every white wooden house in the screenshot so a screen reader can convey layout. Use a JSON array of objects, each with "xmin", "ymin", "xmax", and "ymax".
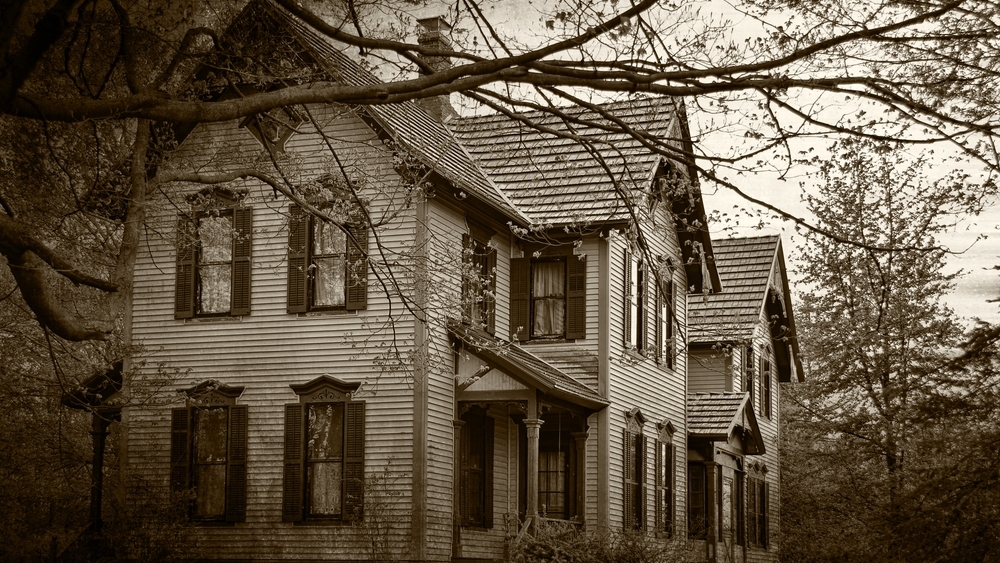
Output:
[{"xmin": 119, "ymin": 2, "xmax": 800, "ymax": 562}]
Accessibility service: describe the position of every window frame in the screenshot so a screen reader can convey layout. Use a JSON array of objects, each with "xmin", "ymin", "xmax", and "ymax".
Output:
[
  {"xmin": 461, "ymin": 233, "xmax": 497, "ymax": 334},
  {"xmin": 624, "ymin": 248, "xmax": 648, "ymax": 354},
  {"xmin": 654, "ymin": 421, "xmax": 675, "ymax": 537},
  {"xmin": 688, "ymin": 462, "xmax": 708, "ymax": 539},
  {"xmin": 170, "ymin": 382, "xmax": 247, "ymax": 524},
  {"xmin": 287, "ymin": 204, "xmax": 368, "ymax": 314},
  {"xmin": 623, "ymin": 408, "xmax": 646, "ymax": 531},
  {"xmin": 744, "ymin": 345, "xmax": 755, "ymax": 408},
  {"xmin": 762, "ymin": 345, "xmax": 773, "ymax": 419},
  {"xmin": 655, "ymin": 273, "xmax": 675, "ymax": 369},
  {"xmin": 283, "ymin": 376, "xmax": 365, "ymax": 523},
  {"xmin": 175, "ymin": 192, "xmax": 252, "ymax": 319},
  {"xmin": 459, "ymin": 405, "xmax": 494, "ymax": 528},
  {"xmin": 510, "ymin": 249, "xmax": 586, "ymax": 342},
  {"xmin": 748, "ymin": 475, "xmax": 769, "ymax": 549}
]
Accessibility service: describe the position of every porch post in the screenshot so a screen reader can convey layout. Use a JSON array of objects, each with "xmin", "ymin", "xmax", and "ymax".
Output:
[
  {"xmin": 705, "ymin": 460, "xmax": 719, "ymax": 563},
  {"xmin": 453, "ymin": 419, "xmax": 464, "ymax": 558},
  {"xmin": 523, "ymin": 418, "xmax": 544, "ymax": 523},
  {"xmin": 89, "ymin": 413, "xmax": 110, "ymax": 532},
  {"xmin": 572, "ymin": 430, "xmax": 589, "ymax": 524}
]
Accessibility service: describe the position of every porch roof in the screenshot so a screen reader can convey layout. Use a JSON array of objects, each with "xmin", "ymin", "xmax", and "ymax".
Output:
[
  {"xmin": 687, "ymin": 392, "xmax": 765, "ymax": 455},
  {"xmin": 62, "ymin": 361, "xmax": 123, "ymax": 412},
  {"xmin": 447, "ymin": 321, "xmax": 608, "ymax": 412}
]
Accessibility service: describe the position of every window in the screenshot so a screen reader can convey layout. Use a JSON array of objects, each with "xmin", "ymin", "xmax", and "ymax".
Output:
[
  {"xmin": 623, "ymin": 408, "xmax": 646, "ymax": 530},
  {"xmin": 240, "ymin": 105, "xmax": 304, "ymax": 154},
  {"xmin": 762, "ymin": 346, "xmax": 773, "ymax": 419},
  {"xmin": 510, "ymin": 252, "xmax": 586, "ymax": 341},
  {"xmin": 654, "ymin": 422, "xmax": 675, "ymax": 537},
  {"xmin": 287, "ymin": 204, "xmax": 368, "ymax": 313},
  {"xmin": 175, "ymin": 197, "xmax": 252, "ymax": 319},
  {"xmin": 744, "ymin": 345, "xmax": 755, "ymax": 408},
  {"xmin": 538, "ymin": 412, "xmax": 576, "ymax": 520},
  {"xmin": 748, "ymin": 476, "xmax": 769, "ymax": 548},
  {"xmin": 735, "ymin": 471, "xmax": 746, "ymax": 546},
  {"xmin": 170, "ymin": 382, "xmax": 247, "ymax": 523},
  {"xmin": 624, "ymin": 249, "xmax": 647, "ymax": 352},
  {"xmin": 655, "ymin": 275, "xmax": 675, "ymax": 369},
  {"xmin": 462, "ymin": 233, "xmax": 496, "ymax": 334},
  {"xmin": 459, "ymin": 406, "xmax": 494, "ymax": 528},
  {"xmin": 688, "ymin": 463, "xmax": 707, "ymax": 539},
  {"xmin": 283, "ymin": 376, "xmax": 365, "ymax": 522}
]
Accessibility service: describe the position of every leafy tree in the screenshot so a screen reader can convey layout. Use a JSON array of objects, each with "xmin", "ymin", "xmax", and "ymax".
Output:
[{"xmin": 781, "ymin": 139, "xmax": 1000, "ymax": 563}]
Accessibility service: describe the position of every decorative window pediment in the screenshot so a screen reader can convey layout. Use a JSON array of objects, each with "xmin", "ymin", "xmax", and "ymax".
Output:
[
  {"xmin": 289, "ymin": 374, "xmax": 362, "ymax": 401},
  {"xmin": 179, "ymin": 380, "xmax": 245, "ymax": 406}
]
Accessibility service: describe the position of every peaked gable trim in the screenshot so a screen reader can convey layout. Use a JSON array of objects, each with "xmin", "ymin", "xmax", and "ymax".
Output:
[{"xmin": 687, "ymin": 392, "xmax": 765, "ymax": 455}]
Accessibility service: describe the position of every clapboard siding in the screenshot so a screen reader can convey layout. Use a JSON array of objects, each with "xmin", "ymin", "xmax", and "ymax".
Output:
[{"xmin": 128, "ymin": 105, "xmax": 429, "ymax": 561}]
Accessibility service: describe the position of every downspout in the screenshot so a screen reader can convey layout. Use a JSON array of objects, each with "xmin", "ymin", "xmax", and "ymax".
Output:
[{"xmin": 596, "ymin": 234, "xmax": 611, "ymax": 530}]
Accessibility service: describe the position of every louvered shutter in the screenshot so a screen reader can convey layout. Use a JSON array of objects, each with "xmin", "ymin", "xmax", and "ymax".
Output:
[
  {"xmin": 623, "ymin": 249, "xmax": 632, "ymax": 346},
  {"xmin": 170, "ymin": 408, "xmax": 190, "ymax": 492},
  {"xmin": 344, "ymin": 401, "xmax": 366, "ymax": 520},
  {"xmin": 762, "ymin": 482, "xmax": 770, "ymax": 548},
  {"xmin": 623, "ymin": 429, "xmax": 633, "ymax": 530},
  {"xmin": 226, "ymin": 406, "xmax": 248, "ymax": 522},
  {"xmin": 637, "ymin": 434, "xmax": 647, "ymax": 530},
  {"xmin": 174, "ymin": 216, "xmax": 196, "ymax": 319},
  {"xmin": 566, "ymin": 255, "xmax": 587, "ymax": 339},
  {"xmin": 654, "ymin": 440, "xmax": 663, "ymax": 531},
  {"xmin": 654, "ymin": 289, "xmax": 662, "ymax": 364},
  {"xmin": 665, "ymin": 280, "xmax": 674, "ymax": 369},
  {"xmin": 346, "ymin": 226, "xmax": 368, "ymax": 311},
  {"xmin": 510, "ymin": 258, "xmax": 530, "ymax": 341},
  {"xmin": 282, "ymin": 404, "xmax": 304, "ymax": 521},
  {"xmin": 483, "ymin": 416, "xmax": 494, "ymax": 529},
  {"xmin": 461, "ymin": 234, "xmax": 473, "ymax": 323},
  {"xmin": 459, "ymin": 421, "xmax": 472, "ymax": 525},
  {"xmin": 665, "ymin": 444, "xmax": 673, "ymax": 536},
  {"xmin": 231, "ymin": 208, "xmax": 252, "ymax": 316},
  {"xmin": 486, "ymin": 247, "xmax": 497, "ymax": 335},
  {"xmin": 640, "ymin": 263, "xmax": 648, "ymax": 352},
  {"xmin": 286, "ymin": 206, "xmax": 309, "ymax": 314}
]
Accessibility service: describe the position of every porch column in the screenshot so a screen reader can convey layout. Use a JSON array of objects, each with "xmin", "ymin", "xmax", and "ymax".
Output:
[
  {"xmin": 452, "ymin": 419, "xmax": 464, "ymax": 558},
  {"xmin": 572, "ymin": 430, "xmax": 589, "ymax": 524},
  {"xmin": 523, "ymin": 418, "xmax": 544, "ymax": 521},
  {"xmin": 705, "ymin": 460, "xmax": 719, "ymax": 563}
]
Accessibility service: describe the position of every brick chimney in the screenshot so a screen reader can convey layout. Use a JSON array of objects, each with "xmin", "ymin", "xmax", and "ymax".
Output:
[{"xmin": 416, "ymin": 16, "xmax": 457, "ymax": 122}]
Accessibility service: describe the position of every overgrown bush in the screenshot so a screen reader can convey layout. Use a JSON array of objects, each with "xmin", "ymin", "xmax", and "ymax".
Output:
[{"xmin": 506, "ymin": 519, "xmax": 684, "ymax": 563}]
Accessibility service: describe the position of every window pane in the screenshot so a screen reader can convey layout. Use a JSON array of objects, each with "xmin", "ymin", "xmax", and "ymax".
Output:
[
  {"xmin": 199, "ymin": 215, "xmax": 233, "ymax": 263},
  {"xmin": 309, "ymin": 461, "xmax": 343, "ymax": 516},
  {"xmin": 308, "ymin": 403, "xmax": 344, "ymax": 460},
  {"xmin": 313, "ymin": 222, "xmax": 346, "ymax": 256},
  {"xmin": 532, "ymin": 261, "xmax": 565, "ymax": 297},
  {"xmin": 193, "ymin": 408, "xmax": 228, "ymax": 463},
  {"xmin": 198, "ymin": 264, "xmax": 232, "ymax": 313},
  {"xmin": 194, "ymin": 464, "xmax": 227, "ymax": 518},
  {"xmin": 313, "ymin": 257, "xmax": 346, "ymax": 307}
]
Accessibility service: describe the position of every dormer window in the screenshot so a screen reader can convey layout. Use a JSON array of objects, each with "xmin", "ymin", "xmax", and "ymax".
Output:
[{"xmin": 241, "ymin": 106, "xmax": 305, "ymax": 154}]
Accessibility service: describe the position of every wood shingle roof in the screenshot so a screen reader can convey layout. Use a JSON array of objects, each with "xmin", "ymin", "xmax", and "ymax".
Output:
[
  {"xmin": 687, "ymin": 392, "xmax": 764, "ymax": 454},
  {"xmin": 688, "ymin": 235, "xmax": 780, "ymax": 342},
  {"xmin": 449, "ymin": 98, "xmax": 680, "ymax": 226}
]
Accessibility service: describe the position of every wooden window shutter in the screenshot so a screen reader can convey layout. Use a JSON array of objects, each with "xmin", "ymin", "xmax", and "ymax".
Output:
[
  {"xmin": 637, "ymin": 434, "xmax": 647, "ymax": 530},
  {"xmin": 639, "ymin": 262, "xmax": 648, "ymax": 352},
  {"xmin": 170, "ymin": 408, "xmax": 190, "ymax": 492},
  {"xmin": 286, "ymin": 206, "xmax": 309, "ymax": 314},
  {"xmin": 665, "ymin": 444, "xmax": 673, "ymax": 536},
  {"xmin": 282, "ymin": 404, "xmax": 304, "ymax": 522},
  {"xmin": 174, "ymin": 216, "xmax": 196, "ymax": 319},
  {"xmin": 654, "ymin": 289, "xmax": 662, "ymax": 364},
  {"xmin": 346, "ymin": 226, "xmax": 368, "ymax": 311},
  {"xmin": 231, "ymin": 208, "xmax": 253, "ymax": 316},
  {"xmin": 486, "ymin": 246, "xmax": 497, "ymax": 335},
  {"xmin": 623, "ymin": 249, "xmax": 632, "ymax": 346},
  {"xmin": 566, "ymin": 255, "xmax": 587, "ymax": 339},
  {"xmin": 665, "ymin": 280, "xmax": 674, "ymax": 369},
  {"xmin": 510, "ymin": 258, "xmax": 530, "ymax": 341},
  {"xmin": 459, "ymin": 421, "xmax": 472, "ymax": 525},
  {"xmin": 762, "ymin": 482, "xmax": 770, "ymax": 548},
  {"xmin": 461, "ymin": 234, "xmax": 473, "ymax": 324},
  {"xmin": 654, "ymin": 440, "xmax": 663, "ymax": 531},
  {"xmin": 623, "ymin": 428, "xmax": 633, "ymax": 530},
  {"xmin": 226, "ymin": 405, "xmax": 248, "ymax": 522},
  {"xmin": 483, "ymin": 416, "xmax": 495, "ymax": 528},
  {"xmin": 344, "ymin": 401, "xmax": 366, "ymax": 520}
]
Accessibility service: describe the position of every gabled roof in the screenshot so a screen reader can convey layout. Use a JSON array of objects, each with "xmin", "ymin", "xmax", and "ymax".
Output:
[
  {"xmin": 688, "ymin": 234, "xmax": 804, "ymax": 382},
  {"xmin": 62, "ymin": 361, "xmax": 123, "ymax": 411},
  {"xmin": 192, "ymin": 0, "xmax": 527, "ymax": 224},
  {"xmin": 448, "ymin": 321, "xmax": 608, "ymax": 412},
  {"xmin": 450, "ymin": 98, "xmax": 721, "ymax": 292},
  {"xmin": 687, "ymin": 392, "xmax": 765, "ymax": 455},
  {"xmin": 449, "ymin": 98, "xmax": 678, "ymax": 225}
]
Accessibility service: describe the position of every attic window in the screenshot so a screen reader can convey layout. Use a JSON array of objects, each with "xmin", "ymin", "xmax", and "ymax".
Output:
[{"xmin": 240, "ymin": 106, "xmax": 305, "ymax": 153}]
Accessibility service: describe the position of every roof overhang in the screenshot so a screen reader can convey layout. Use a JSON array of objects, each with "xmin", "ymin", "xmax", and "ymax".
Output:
[
  {"xmin": 62, "ymin": 361, "xmax": 123, "ymax": 413},
  {"xmin": 768, "ymin": 240, "xmax": 804, "ymax": 382},
  {"xmin": 688, "ymin": 392, "xmax": 765, "ymax": 455},
  {"xmin": 448, "ymin": 321, "xmax": 608, "ymax": 413}
]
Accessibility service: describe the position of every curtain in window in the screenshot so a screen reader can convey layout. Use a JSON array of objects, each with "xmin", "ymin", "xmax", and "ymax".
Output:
[
  {"xmin": 197, "ymin": 215, "xmax": 233, "ymax": 314},
  {"xmin": 308, "ymin": 403, "xmax": 345, "ymax": 516},
  {"xmin": 193, "ymin": 407, "xmax": 228, "ymax": 519},
  {"xmin": 312, "ymin": 222, "xmax": 346, "ymax": 307},
  {"xmin": 532, "ymin": 261, "xmax": 565, "ymax": 336}
]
